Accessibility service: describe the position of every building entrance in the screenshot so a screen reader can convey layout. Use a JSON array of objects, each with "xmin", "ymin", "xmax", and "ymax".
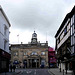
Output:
[
  {"xmin": 29, "ymin": 59, "xmax": 40, "ymax": 68},
  {"xmin": 23, "ymin": 60, "xmax": 27, "ymax": 68}
]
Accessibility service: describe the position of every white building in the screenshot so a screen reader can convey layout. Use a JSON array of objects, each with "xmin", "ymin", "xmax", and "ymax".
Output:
[{"xmin": 0, "ymin": 6, "xmax": 11, "ymax": 73}]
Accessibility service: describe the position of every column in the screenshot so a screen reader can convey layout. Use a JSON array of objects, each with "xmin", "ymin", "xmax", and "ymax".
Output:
[
  {"xmin": 36, "ymin": 59, "xmax": 37, "ymax": 68},
  {"xmin": 27, "ymin": 59, "xmax": 29, "ymax": 68},
  {"xmin": 39, "ymin": 58, "xmax": 40, "ymax": 68},
  {"xmin": 31, "ymin": 59, "xmax": 32, "ymax": 68}
]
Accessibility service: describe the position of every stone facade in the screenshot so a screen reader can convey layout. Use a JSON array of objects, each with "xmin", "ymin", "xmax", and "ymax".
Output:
[{"xmin": 10, "ymin": 31, "xmax": 48, "ymax": 68}]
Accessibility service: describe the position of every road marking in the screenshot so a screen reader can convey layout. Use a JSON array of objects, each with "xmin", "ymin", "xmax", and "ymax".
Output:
[
  {"xmin": 48, "ymin": 70, "xmax": 55, "ymax": 75},
  {"xmin": 34, "ymin": 69, "xmax": 36, "ymax": 75},
  {"xmin": 16, "ymin": 71, "xmax": 21, "ymax": 74}
]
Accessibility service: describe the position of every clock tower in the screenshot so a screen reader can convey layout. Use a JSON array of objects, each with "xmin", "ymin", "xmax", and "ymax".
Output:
[{"xmin": 31, "ymin": 31, "xmax": 37, "ymax": 44}]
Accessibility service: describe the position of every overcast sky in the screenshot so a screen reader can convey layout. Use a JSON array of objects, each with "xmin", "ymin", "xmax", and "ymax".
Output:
[{"xmin": 0, "ymin": 0, "xmax": 75, "ymax": 48}]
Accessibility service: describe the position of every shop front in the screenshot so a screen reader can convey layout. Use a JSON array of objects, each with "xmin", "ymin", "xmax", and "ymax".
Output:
[{"xmin": 0, "ymin": 49, "xmax": 10, "ymax": 73}]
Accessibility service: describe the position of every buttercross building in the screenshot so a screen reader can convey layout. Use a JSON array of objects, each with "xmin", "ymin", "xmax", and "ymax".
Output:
[{"xmin": 10, "ymin": 31, "xmax": 48, "ymax": 68}]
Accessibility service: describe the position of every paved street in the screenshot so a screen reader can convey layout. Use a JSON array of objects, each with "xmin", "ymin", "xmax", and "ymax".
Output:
[
  {"xmin": 15, "ymin": 69, "xmax": 51, "ymax": 75},
  {"xmin": 1, "ymin": 69, "xmax": 51, "ymax": 75}
]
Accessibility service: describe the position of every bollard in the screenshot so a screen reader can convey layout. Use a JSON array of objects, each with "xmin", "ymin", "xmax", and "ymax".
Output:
[{"xmin": 63, "ymin": 69, "xmax": 64, "ymax": 75}]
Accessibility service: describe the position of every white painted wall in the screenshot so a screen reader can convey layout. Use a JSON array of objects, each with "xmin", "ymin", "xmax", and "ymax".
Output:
[{"xmin": 0, "ymin": 10, "xmax": 10, "ymax": 53}]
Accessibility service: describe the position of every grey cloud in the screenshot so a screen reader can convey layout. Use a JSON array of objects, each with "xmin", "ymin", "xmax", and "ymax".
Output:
[{"xmin": 0, "ymin": 0, "xmax": 75, "ymax": 47}]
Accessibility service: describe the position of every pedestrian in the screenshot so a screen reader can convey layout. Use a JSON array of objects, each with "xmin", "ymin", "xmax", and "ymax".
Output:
[
  {"xmin": 13, "ymin": 65, "xmax": 16, "ymax": 72},
  {"xmin": 10, "ymin": 64, "xmax": 12, "ymax": 72}
]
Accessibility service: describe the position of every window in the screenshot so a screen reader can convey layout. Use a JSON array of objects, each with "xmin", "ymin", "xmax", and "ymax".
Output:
[
  {"xmin": 57, "ymin": 37, "xmax": 60, "ymax": 44},
  {"xmin": 71, "ymin": 46, "xmax": 74, "ymax": 54},
  {"xmin": 72, "ymin": 25, "xmax": 74, "ymax": 34},
  {"xmin": 74, "ymin": 36, "xmax": 75, "ymax": 45},
  {"xmin": 4, "ymin": 25, "xmax": 7, "ymax": 35},
  {"xmin": 24, "ymin": 52, "xmax": 27, "ymax": 56},
  {"xmin": 41, "ymin": 52, "xmax": 45, "ymax": 55},
  {"xmin": 71, "ymin": 15, "xmax": 74, "ymax": 25},
  {"xmin": 64, "ymin": 27, "xmax": 67, "ymax": 35},
  {"xmin": 74, "ymin": 45, "xmax": 75, "ymax": 53},
  {"xmin": 31, "ymin": 52, "xmax": 37, "ymax": 55},
  {"xmin": 67, "ymin": 22, "xmax": 70, "ymax": 31},
  {"xmin": 71, "ymin": 27, "xmax": 72, "ymax": 35},
  {"xmin": 4, "ymin": 40, "xmax": 7, "ymax": 50},
  {"xmin": 71, "ymin": 37, "xmax": 73, "ymax": 46},
  {"xmin": 14, "ymin": 52, "xmax": 18, "ymax": 56},
  {"xmin": 73, "ymin": 36, "xmax": 74, "ymax": 45},
  {"xmin": 41, "ymin": 44, "xmax": 45, "ymax": 46},
  {"xmin": 60, "ymin": 32, "xmax": 64, "ymax": 40}
]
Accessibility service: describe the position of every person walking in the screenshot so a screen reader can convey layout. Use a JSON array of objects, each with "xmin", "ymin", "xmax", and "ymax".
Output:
[
  {"xmin": 13, "ymin": 65, "xmax": 16, "ymax": 72},
  {"xmin": 10, "ymin": 64, "xmax": 12, "ymax": 72}
]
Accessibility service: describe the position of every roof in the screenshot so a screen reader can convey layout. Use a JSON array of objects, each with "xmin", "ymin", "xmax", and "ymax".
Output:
[
  {"xmin": 55, "ymin": 6, "xmax": 75, "ymax": 37},
  {"xmin": 0, "ymin": 5, "xmax": 11, "ymax": 27},
  {"xmin": 10, "ymin": 43, "xmax": 48, "ymax": 49}
]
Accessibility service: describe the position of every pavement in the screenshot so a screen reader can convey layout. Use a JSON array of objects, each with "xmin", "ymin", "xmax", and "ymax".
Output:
[
  {"xmin": 0, "ymin": 68, "xmax": 73, "ymax": 75},
  {"xmin": 0, "ymin": 69, "xmax": 21, "ymax": 75},
  {"xmin": 0, "ymin": 68, "xmax": 50, "ymax": 75},
  {"xmin": 48, "ymin": 68, "xmax": 73, "ymax": 75}
]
